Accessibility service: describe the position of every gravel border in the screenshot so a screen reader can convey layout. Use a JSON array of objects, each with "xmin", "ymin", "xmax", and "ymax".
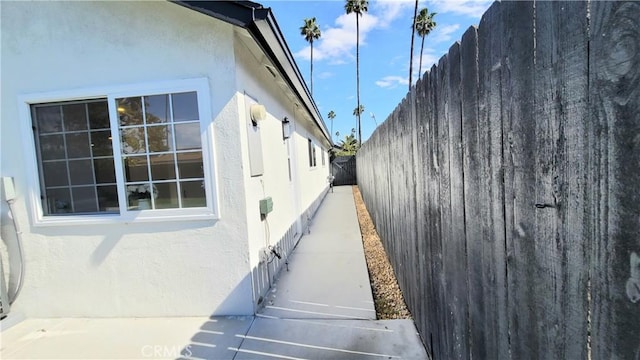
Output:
[{"xmin": 352, "ymin": 185, "xmax": 412, "ymax": 320}]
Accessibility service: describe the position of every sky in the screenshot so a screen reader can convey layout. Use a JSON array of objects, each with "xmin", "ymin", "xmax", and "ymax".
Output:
[{"xmin": 262, "ymin": 0, "xmax": 493, "ymax": 144}]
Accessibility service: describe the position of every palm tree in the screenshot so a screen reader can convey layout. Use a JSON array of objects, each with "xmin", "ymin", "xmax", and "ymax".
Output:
[
  {"xmin": 408, "ymin": 0, "xmax": 419, "ymax": 91},
  {"xmin": 415, "ymin": 8, "xmax": 437, "ymax": 79},
  {"xmin": 300, "ymin": 18, "xmax": 322, "ymax": 96},
  {"xmin": 327, "ymin": 111, "xmax": 336, "ymax": 142},
  {"xmin": 336, "ymin": 133, "xmax": 360, "ymax": 155},
  {"xmin": 353, "ymin": 105, "xmax": 364, "ymax": 117},
  {"xmin": 353, "ymin": 105, "xmax": 364, "ymax": 140},
  {"xmin": 345, "ymin": 0, "xmax": 368, "ymax": 144}
]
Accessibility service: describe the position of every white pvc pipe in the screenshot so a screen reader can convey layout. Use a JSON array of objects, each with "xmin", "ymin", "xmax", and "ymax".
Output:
[{"xmin": 5, "ymin": 197, "xmax": 24, "ymax": 305}]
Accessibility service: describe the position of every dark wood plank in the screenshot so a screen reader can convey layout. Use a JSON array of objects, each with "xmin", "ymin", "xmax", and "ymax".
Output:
[
  {"xmin": 418, "ymin": 66, "xmax": 439, "ymax": 356},
  {"xmin": 415, "ymin": 69, "xmax": 434, "ymax": 355},
  {"xmin": 499, "ymin": 1, "xmax": 539, "ymax": 358},
  {"xmin": 445, "ymin": 40, "xmax": 470, "ymax": 359},
  {"xmin": 395, "ymin": 97, "xmax": 410, "ymax": 312},
  {"xmin": 532, "ymin": 2, "xmax": 590, "ymax": 358},
  {"xmin": 402, "ymin": 96, "xmax": 418, "ymax": 315},
  {"xmin": 426, "ymin": 66, "xmax": 440, "ymax": 358},
  {"xmin": 435, "ymin": 53, "xmax": 454, "ymax": 359},
  {"xmin": 589, "ymin": 2, "xmax": 640, "ymax": 359},
  {"xmin": 460, "ymin": 25, "xmax": 484, "ymax": 360},
  {"xmin": 386, "ymin": 107, "xmax": 400, "ymax": 279},
  {"xmin": 476, "ymin": 2, "xmax": 509, "ymax": 358}
]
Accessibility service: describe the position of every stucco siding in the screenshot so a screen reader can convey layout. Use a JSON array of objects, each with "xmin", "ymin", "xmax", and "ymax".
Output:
[
  {"xmin": 1, "ymin": 1, "xmax": 253, "ymax": 317},
  {"xmin": 233, "ymin": 37, "xmax": 330, "ymax": 305}
]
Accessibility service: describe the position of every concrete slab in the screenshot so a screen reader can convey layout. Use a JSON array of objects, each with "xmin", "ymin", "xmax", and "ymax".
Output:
[
  {"xmin": 259, "ymin": 186, "xmax": 376, "ymax": 320},
  {"xmin": 0, "ymin": 317, "xmax": 253, "ymax": 360},
  {"xmin": 234, "ymin": 317, "xmax": 428, "ymax": 360},
  {"xmin": 260, "ymin": 252, "xmax": 375, "ymax": 319},
  {"xmin": 0, "ymin": 186, "xmax": 429, "ymax": 360}
]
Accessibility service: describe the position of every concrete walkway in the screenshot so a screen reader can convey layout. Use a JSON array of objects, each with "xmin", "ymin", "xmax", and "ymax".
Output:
[
  {"xmin": 1, "ymin": 186, "xmax": 428, "ymax": 360},
  {"xmin": 245, "ymin": 186, "xmax": 428, "ymax": 359},
  {"xmin": 259, "ymin": 185, "xmax": 376, "ymax": 320}
]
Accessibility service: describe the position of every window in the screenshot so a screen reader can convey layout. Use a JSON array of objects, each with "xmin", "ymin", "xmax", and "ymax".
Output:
[
  {"xmin": 116, "ymin": 92, "xmax": 205, "ymax": 210},
  {"xmin": 321, "ymin": 149, "xmax": 326, "ymax": 166},
  {"xmin": 23, "ymin": 79, "xmax": 217, "ymax": 224},
  {"xmin": 308, "ymin": 139, "xmax": 317, "ymax": 168},
  {"xmin": 32, "ymin": 100, "xmax": 118, "ymax": 215}
]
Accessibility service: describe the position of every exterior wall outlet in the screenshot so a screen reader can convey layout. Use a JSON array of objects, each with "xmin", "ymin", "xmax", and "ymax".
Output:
[{"xmin": 259, "ymin": 197, "xmax": 273, "ymax": 216}]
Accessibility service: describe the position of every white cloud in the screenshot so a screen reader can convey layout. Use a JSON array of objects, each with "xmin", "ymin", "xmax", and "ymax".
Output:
[
  {"xmin": 375, "ymin": 0, "xmax": 414, "ymax": 28},
  {"xmin": 431, "ymin": 24, "xmax": 461, "ymax": 44},
  {"xmin": 427, "ymin": 0, "xmax": 492, "ymax": 18},
  {"xmin": 410, "ymin": 48, "xmax": 439, "ymax": 83},
  {"xmin": 317, "ymin": 71, "xmax": 335, "ymax": 79},
  {"xmin": 380, "ymin": 46, "xmax": 438, "ymax": 88},
  {"xmin": 295, "ymin": 0, "xmax": 412, "ymax": 65},
  {"xmin": 376, "ymin": 75, "xmax": 409, "ymax": 89},
  {"xmin": 295, "ymin": 13, "xmax": 378, "ymax": 63}
]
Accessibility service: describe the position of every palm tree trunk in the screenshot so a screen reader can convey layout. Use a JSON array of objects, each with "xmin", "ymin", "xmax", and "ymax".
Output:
[
  {"xmin": 409, "ymin": 0, "xmax": 418, "ymax": 91},
  {"xmin": 418, "ymin": 35, "xmax": 425, "ymax": 80},
  {"xmin": 356, "ymin": 14, "xmax": 361, "ymax": 145},
  {"xmin": 330, "ymin": 119, "xmax": 333, "ymax": 143},
  {"xmin": 310, "ymin": 40, "xmax": 314, "ymax": 96}
]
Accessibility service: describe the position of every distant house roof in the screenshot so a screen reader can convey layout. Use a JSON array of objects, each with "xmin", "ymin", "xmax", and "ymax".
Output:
[{"xmin": 173, "ymin": 1, "xmax": 332, "ymax": 146}]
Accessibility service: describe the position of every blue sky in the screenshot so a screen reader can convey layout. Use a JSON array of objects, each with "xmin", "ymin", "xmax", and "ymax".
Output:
[{"xmin": 262, "ymin": 0, "xmax": 493, "ymax": 144}]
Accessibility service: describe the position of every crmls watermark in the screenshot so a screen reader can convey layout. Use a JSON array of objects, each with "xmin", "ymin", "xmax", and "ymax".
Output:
[{"xmin": 141, "ymin": 345, "xmax": 192, "ymax": 358}]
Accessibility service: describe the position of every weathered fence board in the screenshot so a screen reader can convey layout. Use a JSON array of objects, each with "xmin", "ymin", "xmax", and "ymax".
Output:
[
  {"xmin": 532, "ymin": 1, "xmax": 590, "ymax": 358},
  {"xmin": 415, "ymin": 67, "xmax": 438, "ymax": 357},
  {"xmin": 500, "ymin": 1, "xmax": 539, "ymax": 358},
  {"xmin": 460, "ymin": 25, "xmax": 484, "ymax": 360},
  {"xmin": 589, "ymin": 2, "xmax": 640, "ymax": 359},
  {"xmin": 357, "ymin": 1, "xmax": 639, "ymax": 359},
  {"xmin": 445, "ymin": 41, "xmax": 469, "ymax": 359},
  {"xmin": 477, "ymin": 2, "xmax": 509, "ymax": 358},
  {"xmin": 435, "ymin": 53, "xmax": 454, "ymax": 359}
]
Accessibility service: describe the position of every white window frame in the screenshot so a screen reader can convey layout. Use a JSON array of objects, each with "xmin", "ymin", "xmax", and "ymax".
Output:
[
  {"xmin": 18, "ymin": 78, "xmax": 220, "ymax": 226},
  {"xmin": 321, "ymin": 148, "xmax": 326, "ymax": 167},
  {"xmin": 308, "ymin": 138, "xmax": 319, "ymax": 169}
]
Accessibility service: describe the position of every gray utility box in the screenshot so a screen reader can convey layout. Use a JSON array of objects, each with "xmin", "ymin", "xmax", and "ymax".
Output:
[{"xmin": 259, "ymin": 197, "xmax": 273, "ymax": 216}]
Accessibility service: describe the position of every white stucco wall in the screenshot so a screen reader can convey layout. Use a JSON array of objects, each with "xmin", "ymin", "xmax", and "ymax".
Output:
[
  {"xmin": 233, "ymin": 38, "xmax": 330, "ymax": 299},
  {"xmin": 0, "ymin": 2, "xmax": 254, "ymax": 317},
  {"xmin": 292, "ymin": 128, "xmax": 331, "ymax": 216}
]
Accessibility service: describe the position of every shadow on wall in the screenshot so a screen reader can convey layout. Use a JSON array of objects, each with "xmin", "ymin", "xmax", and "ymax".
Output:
[
  {"xmin": 177, "ymin": 187, "xmax": 360, "ymax": 359},
  {"xmin": 26, "ymin": 219, "xmax": 219, "ymax": 266},
  {"xmin": 176, "ymin": 272, "xmax": 255, "ymax": 360}
]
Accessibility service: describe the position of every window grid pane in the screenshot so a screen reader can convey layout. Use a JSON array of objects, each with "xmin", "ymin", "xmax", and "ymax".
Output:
[
  {"xmin": 117, "ymin": 92, "xmax": 205, "ymax": 210},
  {"xmin": 32, "ymin": 100, "xmax": 118, "ymax": 215}
]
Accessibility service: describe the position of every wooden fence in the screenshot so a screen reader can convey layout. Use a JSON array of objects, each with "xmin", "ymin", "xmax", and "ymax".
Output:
[
  {"xmin": 356, "ymin": 2, "xmax": 640, "ymax": 359},
  {"xmin": 331, "ymin": 156, "xmax": 357, "ymax": 185}
]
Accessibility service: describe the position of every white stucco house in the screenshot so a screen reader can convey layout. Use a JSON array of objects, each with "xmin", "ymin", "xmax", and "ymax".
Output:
[{"xmin": 0, "ymin": 0, "xmax": 332, "ymax": 319}]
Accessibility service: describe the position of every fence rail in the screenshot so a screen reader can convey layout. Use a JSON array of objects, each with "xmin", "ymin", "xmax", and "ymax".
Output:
[{"xmin": 356, "ymin": 1, "xmax": 640, "ymax": 359}]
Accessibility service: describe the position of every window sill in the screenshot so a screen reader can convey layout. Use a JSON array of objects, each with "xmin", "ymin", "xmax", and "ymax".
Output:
[{"xmin": 32, "ymin": 211, "xmax": 218, "ymax": 227}]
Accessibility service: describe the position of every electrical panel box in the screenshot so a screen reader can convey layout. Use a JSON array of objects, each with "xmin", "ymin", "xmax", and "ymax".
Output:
[{"xmin": 259, "ymin": 197, "xmax": 273, "ymax": 216}]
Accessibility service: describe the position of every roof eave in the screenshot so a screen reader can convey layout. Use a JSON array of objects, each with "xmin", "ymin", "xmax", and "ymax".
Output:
[{"xmin": 173, "ymin": 1, "xmax": 332, "ymax": 146}]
